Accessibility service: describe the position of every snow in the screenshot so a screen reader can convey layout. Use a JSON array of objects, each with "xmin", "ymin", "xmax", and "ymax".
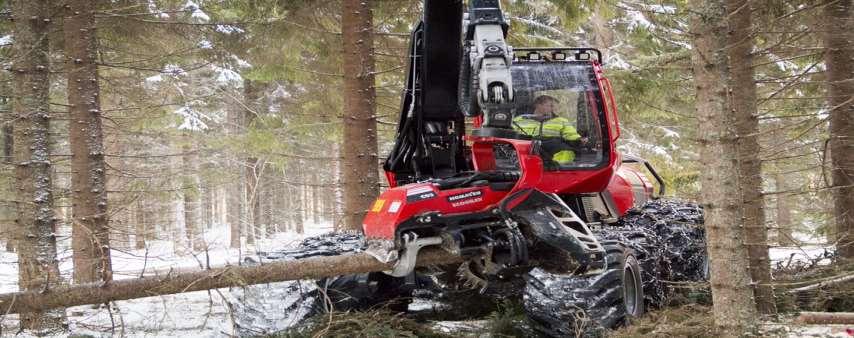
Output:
[
  {"xmin": 646, "ymin": 4, "xmax": 677, "ymax": 14},
  {"xmin": 183, "ymin": 0, "xmax": 210, "ymax": 22},
  {"xmin": 509, "ymin": 16, "xmax": 564, "ymax": 37},
  {"xmin": 147, "ymin": 0, "xmax": 170, "ymax": 19},
  {"xmin": 231, "ymin": 55, "xmax": 252, "ymax": 69},
  {"xmin": 769, "ymin": 244, "xmax": 835, "ymax": 267},
  {"xmin": 658, "ymin": 126, "xmax": 681, "ymax": 138},
  {"xmin": 0, "ymin": 35, "xmax": 12, "ymax": 45},
  {"xmin": 163, "ymin": 64, "xmax": 186, "ymax": 76},
  {"xmin": 198, "ymin": 40, "xmax": 213, "ymax": 49},
  {"xmin": 619, "ymin": 141, "xmax": 672, "ymax": 160},
  {"xmin": 432, "ymin": 320, "xmax": 488, "ymax": 334},
  {"xmin": 776, "ymin": 60, "xmax": 800, "ymax": 72},
  {"xmin": 212, "ymin": 65, "xmax": 242, "ymax": 84},
  {"xmin": 145, "ymin": 74, "xmax": 164, "ymax": 83},
  {"xmin": 0, "ymin": 221, "xmax": 335, "ymax": 337},
  {"xmin": 174, "ymin": 106, "xmax": 210, "ymax": 131},
  {"xmin": 625, "ymin": 10, "xmax": 652, "ymax": 30},
  {"xmin": 271, "ymin": 84, "xmax": 291, "ymax": 99},
  {"xmin": 216, "ymin": 25, "xmax": 245, "ymax": 35},
  {"xmin": 762, "ymin": 322, "xmax": 853, "ymax": 337},
  {"xmin": 608, "ymin": 53, "xmax": 633, "ymax": 70}
]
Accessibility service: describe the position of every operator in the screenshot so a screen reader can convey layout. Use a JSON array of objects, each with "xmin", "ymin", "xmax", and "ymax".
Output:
[{"xmin": 512, "ymin": 95, "xmax": 582, "ymax": 165}]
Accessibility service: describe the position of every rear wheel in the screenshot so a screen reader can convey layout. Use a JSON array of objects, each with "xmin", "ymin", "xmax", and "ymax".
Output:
[
  {"xmin": 620, "ymin": 199, "xmax": 707, "ymax": 283},
  {"xmin": 524, "ymin": 243, "xmax": 644, "ymax": 337}
]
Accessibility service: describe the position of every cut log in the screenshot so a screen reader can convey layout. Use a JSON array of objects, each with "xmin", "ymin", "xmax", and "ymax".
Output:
[
  {"xmin": 796, "ymin": 312, "xmax": 854, "ymax": 325},
  {"xmin": 0, "ymin": 249, "xmax": 461, "ymax": 315}
]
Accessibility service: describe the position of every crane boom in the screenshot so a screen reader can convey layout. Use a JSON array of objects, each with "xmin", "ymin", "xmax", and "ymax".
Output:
[{"xmin": 384, "ymin": 0, "xmax": 515, "ymax": 185}]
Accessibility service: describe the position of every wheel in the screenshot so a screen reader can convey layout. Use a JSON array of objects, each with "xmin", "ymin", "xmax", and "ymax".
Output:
[
  {"xmin": 524, "ymin": 243, "xmax": 645, "ymax": 337},
  {"xmin": 596, "ymin": 227, "xmax": 666, "ymax": 309},
  {"xmin": 621, "ymin": 199, "xmax": 707, "ymax": 283},
  {"xmin": 227, "ymin": 233, "xmax": 415, "ymax": 335},
  {"xmin": 316, "ymin": 271, "xmax": 415, "ymax": 313}
]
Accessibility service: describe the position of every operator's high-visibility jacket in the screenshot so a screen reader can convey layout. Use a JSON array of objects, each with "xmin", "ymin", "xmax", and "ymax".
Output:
[{"xmin": 512, "ymin": 114, "xmax": 581, "ymax": 164}]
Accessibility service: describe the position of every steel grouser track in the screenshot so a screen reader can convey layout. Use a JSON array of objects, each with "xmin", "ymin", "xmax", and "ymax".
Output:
[{"xmin": 523, "ymin": 199, "xmax": 708, "ymax": 337}]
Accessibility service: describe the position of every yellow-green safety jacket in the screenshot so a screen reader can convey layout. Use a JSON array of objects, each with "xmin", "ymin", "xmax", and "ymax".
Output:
[{"xmin": 512, "ymin": 115, "xmax": 581, "ymax": 164}]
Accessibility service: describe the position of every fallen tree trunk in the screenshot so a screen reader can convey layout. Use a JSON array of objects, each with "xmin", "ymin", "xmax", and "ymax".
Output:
[
  {"xmin": 0, "ymin": 249, "xmax": 462, "ymax": 315},
  {"xmin": 796, "ymin": 312, "xmax": 854, "ymax": 325}
]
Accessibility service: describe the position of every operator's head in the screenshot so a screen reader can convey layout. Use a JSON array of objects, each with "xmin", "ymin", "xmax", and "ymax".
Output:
[{"xmin": 533, "ymin": 95, "xmax": 559, "ymax": 118}]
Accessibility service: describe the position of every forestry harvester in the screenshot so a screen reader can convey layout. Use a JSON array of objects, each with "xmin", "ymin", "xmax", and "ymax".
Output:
[{"xmin": 270, "ymin": 1, "xmax": 708, "ymax": 336}]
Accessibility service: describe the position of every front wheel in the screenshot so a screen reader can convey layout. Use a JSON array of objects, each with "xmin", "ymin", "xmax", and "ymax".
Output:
[{"xmin": 523, "ymin": 242, "xmax": 645, "ymax": 337}]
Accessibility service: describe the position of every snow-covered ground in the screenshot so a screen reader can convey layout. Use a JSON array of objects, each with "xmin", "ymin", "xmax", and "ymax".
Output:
[
  {"xmin": 769, "ymin": 229, "xmax": 836, "ymax": 268},
  {"xmin": 0, "ymin": 223, "xmax": 334, "ymax": 337},
  {"xmin": 0, "ymin": 224, "xmax": 844, "ymax": 337},
  {"xmin": 762, "ymin": 322, "xmax": 854, "ymax": 338},
  {"xmin": 769, "ymin": 245, "xmax": 836, "ymax": 268}
]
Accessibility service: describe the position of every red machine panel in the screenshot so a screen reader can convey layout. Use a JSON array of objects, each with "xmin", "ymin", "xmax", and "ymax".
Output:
[{"xmin": 362, "ymin": 184, "xmax": 506, "ymax": 239}]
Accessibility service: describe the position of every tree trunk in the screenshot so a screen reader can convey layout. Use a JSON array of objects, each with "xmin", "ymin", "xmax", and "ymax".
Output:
[
  {"xmin": 215, "ymin": 187, "xmax": 223, "ymax": 229},
  {"xmin": 294, "ymin": 161, "xmax": 305, "ymax": 233},
  {"xmin": 329, "ymin": 143, "xmax": 341, "ymax": 230},
  {"xmin": 2, "ymin": 123, "xmax": 11, "ymax": 166},
  {"xmin": 143, "ymin": 186, "xmax": 157, "ymax": 243},
  {"xmin": 689, "ymin": 0, "xmax": 758, "ymax": 332},
  {"xmin": 201, "ymin": 172, "xmax": 212, "ymax": 231},
  {"xmin": 228, "ymin": 182, "xmax": 242, "ymax": 249},
  {"xmin": 64, "ymin": 0, "xmax": 113, "ymax": 285},
  {"xmin": 774, "ymin": 173, "xmax": 796, "ymax": 246},
  {"xmin": 182, "ymin": 134, "xmax": 203, "ymax": 252},
  {"xmin": 135, "ymin": 198, "xmax": 146, "ymax": 249},
  {"xmin": 10, "ymin": 0, "xmax": 66, "ymax": 331},
  {"xmin": 0, "ymin": 247, "xmax": 461, "ymax": 315},
  {"xmin": 796, "ymin": 312, "xmax": 854, "ymax": 325},
  {"xmin": 169, "ymin": 149, "xmax": 184, "ymax": 254},
  {"xmin": 312, "ymin": 167, "xmax": 321, "ymax": 225},
  {"xmin": 243, "ymin": 79, "xmax": 262, "ymax": 245},
  {"xmin": 1, "ymin": 95, "xmax": 12, "ymax": 252},
  {"xmin": 261, "ymin": 177, "xmax": 273, "ymax": 237},
  {"xmin": 110, "ymin": 209, "xmax": 131, "ymax": 250},
  {"xmin": 725, "ymin": 0, "xmax": 775, "ymax": 315},
  {"xmin": 226, "ymin": 95, "xmax": 243, "ymax": 249},
  {"xmin": 284, "ymin": 163, "xmax": 292, "ymax": 232},
  {"xmin": 245, "ymin": 159, "xmax": 260, "ymax": 244},
  {"xmin": 272, "ymin": 172, "xmax": 284, "ymax": 234},
  {"xmin": 823, "ymin": 0, "xmax": 854, "ymax": 260},
  {"xmin": 341, "ymin": 0, "xmax": 379, "ymax": 231},
  {"xmin": 282, "ymin": 165, "xmax": 291, "ymax": 233}
]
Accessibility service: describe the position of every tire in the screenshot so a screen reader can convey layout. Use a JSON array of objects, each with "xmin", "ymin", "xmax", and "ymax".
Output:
[
  {"xmin": 227, "ymin": 233, "xmax": 415, "ymax": 335},
  {"xmin": 620, "ymin": 199, "xmax": 707, "ymax": 283},
  {"xmin": 524, "ymin": 243, "xmax": 645, "ymax": 337},
  {"xmin": 596, "ymin": 227, "xmax": 665, "ymax": 309},
  {"xmin": 316, "ymin": 271, "xmax": 415, "ymax": 313}
]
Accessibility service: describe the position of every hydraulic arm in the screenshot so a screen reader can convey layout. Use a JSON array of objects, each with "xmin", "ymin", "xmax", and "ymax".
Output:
[{"xmin": 384, "ymin": 0, "xmax": 517, "ymax": 184}]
